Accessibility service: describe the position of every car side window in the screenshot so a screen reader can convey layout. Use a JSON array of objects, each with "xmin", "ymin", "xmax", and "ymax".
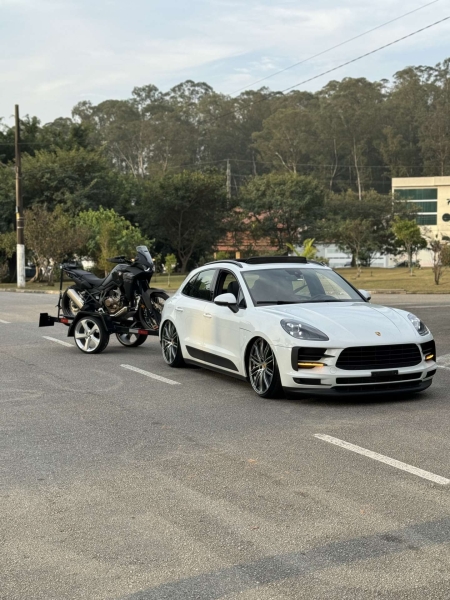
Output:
[
  {"xmin": 183, "ymin": 269, "xmax": 216, "ymax": 301},
  {"xmin": 182, "ymin": 274, "xmax": 198, "ymax": 298},
  {"xmin": 216, "ymin": 270, "xmax": 246, "ymax": 308}
]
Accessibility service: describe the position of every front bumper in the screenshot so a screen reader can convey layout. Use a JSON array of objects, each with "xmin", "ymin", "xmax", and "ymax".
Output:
[{"xmin": 273, "ymin": 343, "xmax": 436, "ymax": 396}]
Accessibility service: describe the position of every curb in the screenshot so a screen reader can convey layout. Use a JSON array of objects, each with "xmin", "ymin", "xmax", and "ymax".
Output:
[
  {"xmin": 0, "ymin": 288, "xmax": 61, "ymax": 295},
  {"xmin": 369, "ymin": 290, "xmax": 407, "ymax": 295}
]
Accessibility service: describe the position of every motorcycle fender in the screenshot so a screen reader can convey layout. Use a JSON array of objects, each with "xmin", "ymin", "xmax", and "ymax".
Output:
[
  {"xmin": 67, "ymin": 311, "xmax": 114, "ymax": 337},
  {"xmin": 149, "ymin": 288, "xmax": 169, "ymax": 299},
  {"xmin": 141, "ymin": 289, "xmax": 169, "ymax": 310}
]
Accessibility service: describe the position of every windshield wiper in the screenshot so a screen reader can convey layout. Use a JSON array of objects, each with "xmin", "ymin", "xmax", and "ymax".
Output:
[
  {"xmin": 256, "ymin": 301, "xmax": 303, "ymax": 305},
  {"xmin": 302, "ymin": 298, "xmax": 343, "ymax": 303}
]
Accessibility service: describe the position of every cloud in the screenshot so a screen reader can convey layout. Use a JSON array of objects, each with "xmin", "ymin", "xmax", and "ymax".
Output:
[{"xmin": 1, "ymin": 0, "xmax": 449, "ymax": 123}]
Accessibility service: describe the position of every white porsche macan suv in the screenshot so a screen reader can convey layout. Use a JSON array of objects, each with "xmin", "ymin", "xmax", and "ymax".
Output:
[{"xmin": 159, "ymin": 257, "xmax": 436, "ymax": 398}]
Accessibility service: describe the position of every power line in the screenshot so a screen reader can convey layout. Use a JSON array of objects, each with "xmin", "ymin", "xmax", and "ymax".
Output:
[
  {"xmin": 281, "ymin": 15, "xmax": 450, "ymax": 94},
  {"xmin": 229, "ymin": 0, "xmax": 442, "ymax": 95},
  {"xmin": 210, "ymin": 15, "xmax": 450, "ymax": 125}
]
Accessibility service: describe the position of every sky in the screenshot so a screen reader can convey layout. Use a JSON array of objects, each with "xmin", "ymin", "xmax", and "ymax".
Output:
[{"xmin": 1, "ymin": 0, "xmax": 450, "ymax": 124}]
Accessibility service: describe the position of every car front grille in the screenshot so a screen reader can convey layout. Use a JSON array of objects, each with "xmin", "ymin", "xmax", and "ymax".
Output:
[{"xmin": 336, "ymin": 344, "xmax": 422, "ymax": 371}]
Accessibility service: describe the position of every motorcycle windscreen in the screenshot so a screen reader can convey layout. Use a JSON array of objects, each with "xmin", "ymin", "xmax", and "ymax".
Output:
[{"xmin": 136, "ymin": 246, "xmax": 154, "ymax": 269}]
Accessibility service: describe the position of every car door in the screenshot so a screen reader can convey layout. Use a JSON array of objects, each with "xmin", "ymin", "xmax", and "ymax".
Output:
[
  {"xmin": 176, "ymin": 269, "xmax": 217, "ymax": 358},
  {"xmin": 202, "ymin": 269, "xmax": 248, "ymax": 375}
]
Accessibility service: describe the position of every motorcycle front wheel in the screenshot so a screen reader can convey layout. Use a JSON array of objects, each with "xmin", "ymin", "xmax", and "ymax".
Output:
[{"xmin": 138, "ymin": 292, "xmax": 168, "ymax": 332}]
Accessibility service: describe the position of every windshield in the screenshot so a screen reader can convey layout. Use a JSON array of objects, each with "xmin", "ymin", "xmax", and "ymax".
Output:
[
  {"xmin": 135, "ymin": 246, "xmax": 154, "ymax": 269},
  {"xmin": 242, "ymin": 268, "xmax": 364, "ymax": 305}
]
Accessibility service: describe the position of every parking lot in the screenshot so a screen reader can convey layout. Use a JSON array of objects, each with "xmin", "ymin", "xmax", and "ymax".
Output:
[{"xmin": 1, "ymin": 292, "xmax": 450, "ymax": 599}]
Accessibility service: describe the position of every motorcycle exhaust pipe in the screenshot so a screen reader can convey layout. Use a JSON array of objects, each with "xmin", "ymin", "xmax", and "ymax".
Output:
[
  {"xmin": 66, "ymin": 288, "xmax": 84, "ymax": 309},
  {"xmin": 112, "ymin": 306, "xmax": 128, "ymax": 319}
]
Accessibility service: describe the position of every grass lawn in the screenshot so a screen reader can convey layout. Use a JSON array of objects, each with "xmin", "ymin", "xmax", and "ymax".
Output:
[
  {"xmin": 2, "ymin": 269, "xmax": 450, "ymax": 294},
  {"xmin": 335, "ymin": 267, "xmax": 450, "ymax": 294},
  {"xmin": 0, "ymin": 274, "xmax": 188, "ymax": 293}
]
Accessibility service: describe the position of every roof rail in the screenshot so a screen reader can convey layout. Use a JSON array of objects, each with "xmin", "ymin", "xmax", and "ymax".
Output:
[
  {"xmin": 307, "ymin": 259, "xmax": 327, "ymax": 266},
  {"xmin": 204, "ymin": 259, "xmax": 243, "ymax": 268},
  {"xmin": 241, "ymin": 256, "xmax": 308, "ymax": 265}
]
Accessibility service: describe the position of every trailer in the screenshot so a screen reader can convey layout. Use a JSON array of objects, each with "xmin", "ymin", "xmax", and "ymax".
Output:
[{"xmin": 39, "ymin": 269, "xmax": 160, "ymax": 354}]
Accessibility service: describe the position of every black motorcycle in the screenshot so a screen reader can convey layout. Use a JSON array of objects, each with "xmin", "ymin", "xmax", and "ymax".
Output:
[{"xmin": 60, "ymin": 246, "xmax": 168, "ymax": 347}]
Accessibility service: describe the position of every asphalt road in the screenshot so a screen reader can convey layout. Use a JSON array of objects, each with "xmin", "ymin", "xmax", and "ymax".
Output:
[{"xmin": 1, "ymin": 292, "xmax": 450, "ymax": 600}]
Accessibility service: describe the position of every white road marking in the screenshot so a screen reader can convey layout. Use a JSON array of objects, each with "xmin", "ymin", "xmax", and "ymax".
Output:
[
  {"xmin": 0, "ymin": 319, "xmax": 10, "ymax": 324},
  {"xmin": 436, "ymin": 354, "xmax": 450, "ymax": 371},
  {"xmin": 43, "ymin": 336, "xmax": 73, "ymax": 348},
  {"xmin": 314, "ymin": 434, "xmax": 450, "ymax": 486},
  {"xmin": 120, "ymin": 364, "xmax": 180, "ymax": 386}
]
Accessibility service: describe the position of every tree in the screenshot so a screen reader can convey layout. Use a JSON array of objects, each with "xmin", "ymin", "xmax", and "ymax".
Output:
[
  {"xmin": 21, "ymin": 148, "xmax": 123, "ymax": 215},
  {"xmin": 0, "ymin": 231, "xmax": 16, "ymax": 282},
  {"xmin": 164, "ymin": 253, "xmax": 177, "ymax": 287},
  {"xmin": 77, "ymin": 207, "xmax": 149, "ymax": 275},
  {"xmin": 138, "ymin": 171, "xmax": 227, "ymax": 273},
  {"xmin": 321, "ymin": 190, "xmax": 412, "ymax": 268},
  {"xmin": 428, "ymin": 234, "xmax": 450, "ymax": 285},
  {"xmin": 392, "ymin": 218, "xmax": 427, "ymax": 275},
  {"xmin": 252, "ymin": 93, "xmax": 317, "ymax": 174},
  {"xmin": 241, "ymin": 174, "xmax": 324, "ymax": 251},
  {"xmin": 25, "ymin": 205, "xmax": 89, "ymax": 285}
]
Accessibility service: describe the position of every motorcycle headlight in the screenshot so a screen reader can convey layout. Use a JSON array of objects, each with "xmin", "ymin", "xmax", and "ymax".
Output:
[
  {"xmin": 281, "ymin": 319, "xmax": 329, "ymax": 341},
  {"xmin": 408, "ymin": 313, "xmax": 429, "ymax": 336}
]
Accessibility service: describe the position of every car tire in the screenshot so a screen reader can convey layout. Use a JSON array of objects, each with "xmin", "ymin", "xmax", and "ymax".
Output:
[
  {"xmin": 74, "ymin": 316, "xmax": 110, "ymax": 354},
  {"xmin": 247, "ymin": 337, "xmax": 283, "ymax": 399},
  {"xmin": 161, "ymin": 321, "xmax": 185, "ymax": 367}
]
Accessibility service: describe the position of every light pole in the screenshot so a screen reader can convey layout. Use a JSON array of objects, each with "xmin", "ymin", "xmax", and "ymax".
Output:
[{"xmin": 15, "ymin": 104, "xmax": 25, "ymax": 288}]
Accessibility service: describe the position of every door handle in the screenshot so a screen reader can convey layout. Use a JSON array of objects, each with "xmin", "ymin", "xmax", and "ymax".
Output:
[
  {"xmin": 176, "ymin": 307, "xmax": 184, "ymax": 312},
  {"xmin": 204, "ymin": 313, "xmax": 212, "ymax": 318}
]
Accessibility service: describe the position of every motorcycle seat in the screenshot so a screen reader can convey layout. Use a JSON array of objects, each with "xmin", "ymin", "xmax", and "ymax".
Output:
[{"xmin": 72, "ymin": 269, "xmax": 105, "ymax": 287}]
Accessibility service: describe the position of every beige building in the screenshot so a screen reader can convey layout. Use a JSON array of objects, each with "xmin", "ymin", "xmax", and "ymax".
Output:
[
  {"xmin": 392, "ymin": 177, "xmax": 450, "ymax": 266},
  {"xmin": 392, "ymin": 176, "xmax": 450, "ymax": 236}
]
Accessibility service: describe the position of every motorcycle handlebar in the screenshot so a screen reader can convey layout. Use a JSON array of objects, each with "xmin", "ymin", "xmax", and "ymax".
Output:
[{"xmin": 107, "ymin": 256, "xmax": 130, "ymax": 264}]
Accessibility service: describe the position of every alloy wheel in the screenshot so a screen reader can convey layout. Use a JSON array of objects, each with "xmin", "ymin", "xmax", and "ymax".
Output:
[
  {"xmin": 74, "ymin": 318, "xmax": 102, "ymax": 353},
  {"xmin": 249, "ymin": 338, "xmax": 275, "ymax": 395},
  {"xmin": 162, "ymin": 321, "xmax": 179, "ymax": 364}
]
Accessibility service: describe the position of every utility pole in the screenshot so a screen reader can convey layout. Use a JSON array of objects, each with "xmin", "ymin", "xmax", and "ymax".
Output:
[
  {"xmin": 15, "ymin": 105, "xmax": 25, "ymax": 288},
  {"xmin": 226, "ymin": 159, "xmax": 232, "ymax": 206}
]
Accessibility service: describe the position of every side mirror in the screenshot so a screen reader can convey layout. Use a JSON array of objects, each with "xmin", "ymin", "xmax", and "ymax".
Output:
[
  {"xmin": 359, "ymin": 289, "xmax": 371, "ymax": 302},
  {"xmin": 214, "ymin": 292, "xmax": 239, "ymax": 313}
]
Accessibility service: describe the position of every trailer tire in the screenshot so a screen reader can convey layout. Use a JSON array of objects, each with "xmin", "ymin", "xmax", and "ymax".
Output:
[
  {"xmin": 116, "ymin": 322, "xmax": 147, "ymax": 347},
  {"xmin": 74, "ymin": 316, "xmax": 110, "ymax": 354}
]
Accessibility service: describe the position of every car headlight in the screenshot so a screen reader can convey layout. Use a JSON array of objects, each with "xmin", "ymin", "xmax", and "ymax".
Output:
[
  {"xmin": 281, "ymin": 319, "xmax": 329, "ymax": 341},
  {"xmin": 408, "ymin": 313, "xmax": 429, "ymax": 336}
]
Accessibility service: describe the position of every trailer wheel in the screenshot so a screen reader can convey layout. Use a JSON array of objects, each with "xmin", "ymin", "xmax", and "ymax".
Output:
[
  {"xmin": 116, "ymin": 322, "xmax": 147, "ymax": 347},
  {"xmin": 74, "ymin": 316, "xmax": 109, "ymax": 354}
]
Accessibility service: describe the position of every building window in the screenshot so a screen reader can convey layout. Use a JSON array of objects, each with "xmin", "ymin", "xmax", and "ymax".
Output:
[
  {"xmin": 412, "ymin": 201, "xmax": 438, "ymax": 213},
  {"xmin": 417, "ymin": 215, "xmax": 437, "ymax": 226},
  {"xmin": 396, "ymin": 188, "xmax": 438, "ymax": 200}
]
